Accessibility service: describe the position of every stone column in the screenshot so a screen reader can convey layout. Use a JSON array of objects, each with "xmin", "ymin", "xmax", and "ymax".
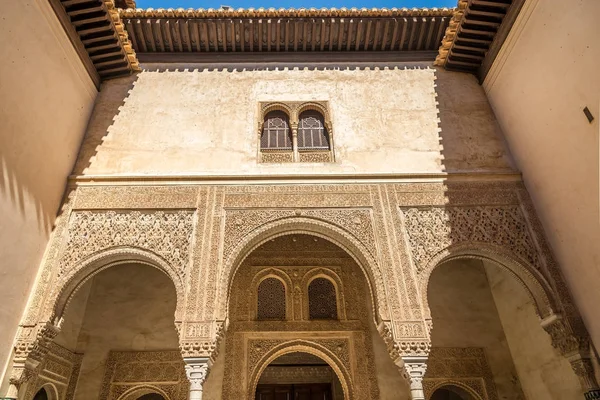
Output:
[
  {"xmin": 291, "ymin": 124, "xmax": 299, "ymax": 162},
  {"xmin": 542, "ymin": 315, "xmax": 600, "ymax": 399},
  {"xmin": 569, "ymin": 356, "xmax": 600, "ymax": 400},
  {"xmin": 403, "ymin": 357, "xmax": 428, "ymax": 400},
  {"xmin": 184, "ymin": 357, "xmax": 210, "ymax": 400}
]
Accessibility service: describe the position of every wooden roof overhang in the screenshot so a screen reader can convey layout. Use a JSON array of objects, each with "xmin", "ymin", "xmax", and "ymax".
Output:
[
  {"xmin": 434, "ymin": 0, "xmax": 525, "ymax": 81},
  {"xmin": 49, "ymin": 0, "xmax": 140, "ymax": 88},
  {"xmin": 119, "ymin": 7, "xmax": 454, "ymax": 63}
]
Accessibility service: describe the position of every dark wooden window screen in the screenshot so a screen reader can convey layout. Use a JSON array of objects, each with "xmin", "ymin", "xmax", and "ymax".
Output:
[
  {"xmin": 257, "ymin": 278, "xmax": 286, "ymax": 320},
  {"xmin": 298, "ymin": 111, "xmax": 329, "ymax": 150},
  {"xmin": 261, "ymin": 111, "xmax": 292, "ymax": 150},
  {"xmin": 308, "ymin": 278, "xmax": 338, "ymax": 320}
]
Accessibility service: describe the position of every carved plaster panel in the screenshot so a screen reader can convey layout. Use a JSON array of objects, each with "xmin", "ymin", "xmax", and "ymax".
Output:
[
  {"xmin": 223, "ymin": 208, "xmax": 376, "ymax": 263},
  {"xmin": 72, "ymin": 186, "xmax": 199, "ymax": 210},
  {"xmin": 401, "ymin": 206, "xmax": 540, "ymax": 275},
  {"xmin": 99, "ymin": 350, "xmax": 189, "ymax": 400},
  {"xmin": 58, "ymin": 210, "xmax": 194, "ymax": 283},
  {"xmin": 424, "ymin": 347, "xmax": 501, "ymax": 400},
  {"xmin": 23, "ymin": 343, "xmax": 82, "ymax": 400}
]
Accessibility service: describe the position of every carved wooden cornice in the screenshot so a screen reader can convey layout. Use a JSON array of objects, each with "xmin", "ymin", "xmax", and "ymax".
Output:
[
  {"xmin": 434, "ymin": 0, "xmax": 526, "ymax": 81},
  {"xmin": 119, "ymin": 7, "xmax": 454, "ymax": 57},
  {"xmin": 120, "ymin": 7, "xmax": 454, "ymax": 19},
  {"xmin": 51, "ymin": 0, "xmax": 140, "ymax": 85}
]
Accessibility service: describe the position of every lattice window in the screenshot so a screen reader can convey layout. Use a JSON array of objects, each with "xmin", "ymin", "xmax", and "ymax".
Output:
[
  {"xmin": 257, "ymin": 278, "xmax": 286, "ymax": 320},
  {"xmin": 298, "ymin": 111, "xmax": 329, "ymax": 150},
  {"xmin": 261, "ymin": 111, "xmax": 292, "ymax": 150},
  {"xmin": 308, "ymin": 278, "xmax": 338, "ymax": 320}
]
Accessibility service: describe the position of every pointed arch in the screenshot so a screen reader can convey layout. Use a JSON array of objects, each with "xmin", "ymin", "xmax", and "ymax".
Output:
[
  {"xmin": 117, "ymin": 384, "xmax": 171, "ymax": 400},
  {"xmin": 420, "ymin": 242, "xmax": 559, "ymax": 321},
  {"xmin": 218, "ymin": 216, "xmax": 389, "ymax": 324},
  {"xmin": 249, "ymin": 340, "xmax": 352, "ymax": 400},
  {"xmin": 427, "ymin": 381, "xmax": 484, "ymax": 400},
  {"xmin": 50, "ymin": 246, "xmax": 185, "ymax": 325}
]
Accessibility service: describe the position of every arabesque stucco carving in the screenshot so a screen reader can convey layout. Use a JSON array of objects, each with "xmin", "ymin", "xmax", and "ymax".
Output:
[{"xmin": 9, "ymin": 181, "xmax": 595, "ymax": 399}]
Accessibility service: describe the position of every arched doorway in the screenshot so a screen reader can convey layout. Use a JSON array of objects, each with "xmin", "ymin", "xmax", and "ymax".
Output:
[
  {"xmin": 430, "ymin": 386, "xmax": 475, "ymax": 400},
  {"xmin": 51, "ymin": 262, "xmax": 187, "ymax": 399},
  {"xmin": 216, "ymin": 233, "xmax": 408, "ymax": 400},
  {"xmin": 255, "ymin": 351, "xmax": 344, "ymax": 400},
  {"xmin": 33, "ymin": 388, "xmax": 48, "ymax": 400},
  {"xmin": 137, "ymin": 393, "xmax": 166, "ymax": 400},
  {"xmin": 425, "ymin": 257, "xmax": 583, "ymax": 399}
]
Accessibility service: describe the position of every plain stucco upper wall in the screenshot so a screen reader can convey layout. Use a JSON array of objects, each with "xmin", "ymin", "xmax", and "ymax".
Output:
[
  {"xmin": 483, "ymin": 0, "xmax": 600, "ymax": 347},
  {"xmin": 75, "ymin": 63, "xmax": 514, "ymax": 176},
  {"xmin": 0, "ymin": 0, "xmax": 97, "ymax": 390}
]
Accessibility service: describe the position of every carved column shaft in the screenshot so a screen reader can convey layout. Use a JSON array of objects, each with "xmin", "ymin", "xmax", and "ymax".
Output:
[
  {"xmin": 291, "ymin": 126, "xmax": 299, "ymax": 162},
  {"xmin": 569, "ymin": 356, "xmax": 600, "ymax": 399},
  {"xmin": 542, "ymin": 315, "xmax": 600, "ymax": 398},
  {"xmin": 403, "ymin": 357, "xmax": 428, "ymax": 400}
]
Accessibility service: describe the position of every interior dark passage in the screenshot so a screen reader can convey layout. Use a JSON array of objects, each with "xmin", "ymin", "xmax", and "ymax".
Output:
[{"xmin": 255, "ymin": 351, "xmax": 342, "ymax": 400}]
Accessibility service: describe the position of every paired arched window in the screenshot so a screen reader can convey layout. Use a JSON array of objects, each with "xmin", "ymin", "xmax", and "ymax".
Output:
[
  {"xmin": 257, "ymin": 277, "xmax": 286, "ymax": 320},
  {"xmin": 308, "ymin": 278, "xmax": 338, "ymax": 320},
  {"xmin": 298, "ymin": 111, "xmax": 329, "ymax": 150},
  {"xmin": 259, "ymin": 103, "xmax": 333, "ymax": 163},
  {"xmin": 261, "ymin": 111, "xmax": 292, "ymax": 150}
]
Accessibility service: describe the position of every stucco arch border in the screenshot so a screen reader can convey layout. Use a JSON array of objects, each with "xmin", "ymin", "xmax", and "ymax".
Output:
[
  {"xmin": 420, "ymin": 242, "xmax": 558, "ymax": 322},
  {"xmin": 295, "ymin": 102, "xmax": 331, "ymax": 121},
  {"xmin": 426, "ymin": 380, "xmax": 484, "ymax": 400},
  {"xmin": 117, "ymin": 384, "xmax": 172, "ymax": 400},
  {"xmin": 50, "ymin": 246, "xmax": 185, "ymax": 325},
  {"xmin": 220, "ymin": 216, "xmax": 389, "ymax": 323},
  {"xmin": 31, "ymin": 382, "xmax": 59, "ymax": 400},
  {"xmin": 248, "ymin": 340, "xmax": 353, "ymax": 400}
]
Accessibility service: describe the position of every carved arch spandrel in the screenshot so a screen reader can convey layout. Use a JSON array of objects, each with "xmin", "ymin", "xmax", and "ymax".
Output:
[
  {"xmin": 419, "ymin": 243, "xmax": 557, "ymax": 321},
  {"xmin": 217, "ymin": 215, "xmax": 391, "ymax": 325},
  {"xmin": 49, "ymin": 246, "xmax": 186, "ymax": 325},
  {"xmin": 33, "ymin": 209, "xmax": 195, "ymax": 325},
  {"xmin": 399, "ymin": 205, "xmax": 563, "ymax": 320}
]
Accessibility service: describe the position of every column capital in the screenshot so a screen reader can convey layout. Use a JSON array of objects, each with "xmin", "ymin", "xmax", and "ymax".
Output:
[
  {"xmin": 403, "ymin": 356, "xmax": 428, "ymax": 400},
  {"xmin": 184, "ymin": 357, "xmax": 211, "ymax": 400},
  {"xmin": 569, "ymin": 355, "xmax": 600, "ymax": 398}
]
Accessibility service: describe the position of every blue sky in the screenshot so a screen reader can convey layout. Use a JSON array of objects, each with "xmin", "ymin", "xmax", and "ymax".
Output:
[{"xmin": 136, "ymin": 0, "xmax": 456, "ymax": 10}]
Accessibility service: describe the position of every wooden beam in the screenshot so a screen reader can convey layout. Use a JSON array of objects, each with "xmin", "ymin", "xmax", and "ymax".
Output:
[
  {"xmin": 479, "ymin": 0, "xmax": 526, "ymax": 82},
  {"xmin": 138, "ymin": 50, "xmax": 439, "ymax": 64},
  {"xmin": 49, "ymin": 0, "xmax": 100, "ymax": 89}
]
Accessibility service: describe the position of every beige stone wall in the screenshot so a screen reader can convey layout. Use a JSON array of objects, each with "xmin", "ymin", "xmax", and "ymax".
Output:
[
  {"xmin": 483, "ymin": 0, "xmax": 600, "ymax": 347},
  {"xmin": 0, "ymin": 0, "xmax": 97, "ymax": 391},
  {"xmin": 485, "ymin": 264, "xmax": 582, "ymax": 400},
  {"xmin": 54, "ymin": 264, "xmax": 180, "ymax": 400},
  {"xmin": 427, "ymin": 259, "xmax": 525, "ymax": 400},
  {"xmin": 74, "ymin": 64, "xmax": 514, "ymax": 176}
]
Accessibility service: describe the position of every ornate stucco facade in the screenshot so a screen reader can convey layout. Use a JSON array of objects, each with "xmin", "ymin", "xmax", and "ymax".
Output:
[{"xmin": 1, "ymin": 1, "xmax": 598, "ymax": 400}]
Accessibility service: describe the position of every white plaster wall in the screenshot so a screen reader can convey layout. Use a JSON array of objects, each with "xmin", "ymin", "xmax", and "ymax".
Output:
[
  {"xmin": 54, "ymin": 264, "xmax": 180, "ymax": 400},
  {"xmin": 485, "ymin": 264, "xmax": 582, "ymax": 400},
  {"xmin": 0, "ymin": 0, "xmax": 97, "ymax": 392},
  {"xmin": 483, "ymin": 0, "xmax": 600, "ymax": 347},
  {"xmin": 74, "ymin": 64, "xmax": 514, "ymax": 176},
  {"xmin": 427, "ymin": 259, "xmax": 525, "ymax": 400}
]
